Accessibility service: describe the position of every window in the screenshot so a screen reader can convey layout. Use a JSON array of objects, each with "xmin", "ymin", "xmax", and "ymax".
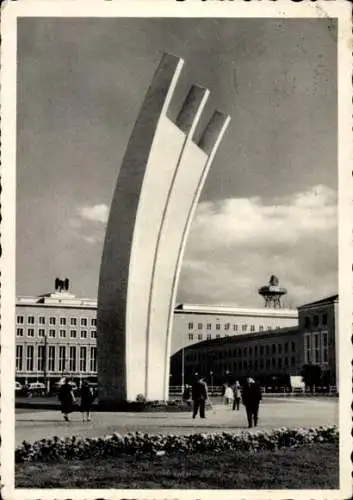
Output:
[
  {"xmin": 80, "ymin": 347, "xmax": 87, "ymax": 372},
  {"xmin": 266, "ymin": 359, "xmax": 270, "ymax": 369},
  {"xmin": 69, "ymin": 346, "xmax": 76, "ymax": 372},
  {"xmin": 224, "ymin": 323, "xmax": 230, "ymax": 330},
  {"xmin": 70, "ymin": 330, "xmax": 77, "ymax": 338},
  {"xmin": 244, "ymin": 360, "xmax": 248, "ymax": 370},
  {"xmin": 188, "ymin": 322, "xmax": 193, "ymax": 329},
  {"xmin": 248, "ymin": 360, "xmax": 253, "ymax": 369},
  {"xmin": 216, "ymin": 324, "xmax": 220, "ymax": 330},
  {"xmin": 243, "ymin": 347, "xmax": 247, "ymax": 356},
  {"xmin": 39, "ymin": 316, "xmax": 45, "ymax": 325},
  {"xmin": 58, "ymin": 329, "xmax": 65, "ymax": 338},
  {"xmin": 321, "ymin": 332, "xmax": 328, "ymax": 363},
  {"xmin": 70, "ymin": 318, "xmax": 77, "ymax": 326},
  {"xmin": 239, "ymin": 361, "xmax": 243, "ymax": 370},
  {"xmin": 284, "ymin": 357, "xmax": 289, "ymax": 367},
  {"xmin": 81, "ymin": 318, "xmax": 88, "ymax": 327},
  {"xmin": 38, "ymin": 329, "xmax": 45, "ymax": 337},
  {"xmin": 16, "ymin": 328, "xmax": 24, "ymax": 337},
  {"xmin": 48, "ymin": 329, "xmax": 56, "ymax": 338},
  {"xmin": 27, "ymin": 328, "xmax": 34, "ymax": 337},
  {"xmin": 59, "ymin": 346, "xmax": 66, "ymax": 372},
  {"xmin": 198, "ymin": 334, "xmax": 203, "ymax": 340},
  {"xmin": 291, "ymin": 341, "xmax": 296, "ymax": 352},
  {"xmin": 259, "ymin": 325, "xmax": 264, "ymax": 331},
  {"xmin": 313, "ymin": 315, "xmax": 319, "ymax": 327},
  {"xmin": 216, "ymin": 334, "xmax": 220, "ymax": 339},
  {"xmin": 249, "ymin": 347, "xmax": 252, "ymax": 356},
  {"xmin": 272, "ymin": 344, "xmax": 276, "ymax": 354},
  {"xmin": 242, "ymin": 324, "xmax": 247, "ymax": 332},
  {"xmin": 81, "ymin": 330, "xmax": 88, "ymax": 339},
  {"xmin": 90, "ymin": 347, "xmax": 97, "ymax": 372},
  {"xmin": 91, "ymin": 330, "xmax": 97, "ymax": 339},
  {"xmin": 17, "ymin": 315, "xmax": 24, "ymax": 324},
  {"xmin": 266, "ymin": 345, "xmax": 270, "ymax": 355},
  {"xmin": 250, "ymin": 325, "xmax": 255, "ymax": 332},
  {"xmin": 291, "ymin": 356, "xmax": 296, "ymax": 365},
  {"xmin": 26, "ymin": 345, "xmax": 34, "ymax": 371},
  {"xmin": 59, "ymin": 317, "xmax": 66, "ymax": 326},
  {"xmin": 233, "ymin": 324, "xmax": 238, "ymax": 331},
  {"xmin": 37, "ymin": 346, "xmax": 45, "ymax": 371},
  {"xmin": 49, "ymin": 317, "xmax": 56, "ymax": 325},
  {"xmin": 272, "ymin": 358, "xmax": 276, "ymax": 368},
  {"xmin": 91, "ymin": 318, "xmax": 97, "ymax": 327},
  {"xmin": 254, "ymin": 346, "xmax": 258, "ymax": 356},
  {"xmin": 48, "ymin": 346, "xmax": 55, "ymax": 371},
  {"xmin": 16, "ymin": 345, "xmax": 23, "ymax": 371},
  {"xmin": 259, "ymin": 358, "xmax": 264, "ymax": 369},
  {"xmin": 304, "ymin": 316, "xmax": 311, "ymax": 329},
  {"xmin": 254, "ymin": 359, "xmax": 258, "ymax": 370},
  {"xmin": 207, "ymin": 323, "xmax": 212, "ymax": 330},
  {"xmin": 284, "ymin": 342, "xmax": 289, "ymax": 353},
  {"xmin": 198, "ymin": 323, "xmax": 203, "ymax": 330},
  {"xmin": 27, "ymin": 316, "xmax": 35, "ymax": 325},
  {"xmin": 260, "ymin": 346, "xmax": 264, "ymax": 355},
  {"xmin": 322, "ymin": 313, "xmax": 328, "ymax": 325},
  {"xmin": 278, "ymin": 344, "xmax": 282, "ymax": 354},
  {"xmin": 313, "ymin": 333, "xmax": 320, "ymax": 363},
  {"xmin": 278, "ymin": 358, "xmax": 282, "ymax": 368},
  {"xmin": 304, "ymin": 334, "xmax": 312, "ymax": 363},
  {"xmin": 207, "ymin": 333, "xmax": 211, "ymax": 340}
]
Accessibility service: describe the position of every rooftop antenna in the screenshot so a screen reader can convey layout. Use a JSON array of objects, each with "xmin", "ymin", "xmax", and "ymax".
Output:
[{"xmin": 258, "ymin": 275, "xmax": 287, "ymax": 309}]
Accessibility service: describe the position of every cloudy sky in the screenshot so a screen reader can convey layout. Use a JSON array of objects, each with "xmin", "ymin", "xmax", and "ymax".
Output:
[{"xmin": 17, "ymin": 17, "xmax": 337, "ymax": 308}]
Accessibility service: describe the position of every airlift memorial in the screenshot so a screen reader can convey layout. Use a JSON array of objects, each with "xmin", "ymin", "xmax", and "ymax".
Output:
[{"xmin": 97, "ymin": 53, "xmax": 230, "ymax": 405}]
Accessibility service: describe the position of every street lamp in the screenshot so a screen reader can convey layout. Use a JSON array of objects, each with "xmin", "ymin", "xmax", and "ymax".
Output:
[
  {"xmin": 181, "ymin": 346, "xmax": 185, "ymax": 392},
  {"xmin": 210, "ymin": 371, "xmax": 214, "ymax": 394}
]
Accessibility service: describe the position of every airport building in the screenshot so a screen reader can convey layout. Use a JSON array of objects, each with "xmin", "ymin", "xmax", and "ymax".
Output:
[
  {"xmin": 170, "ymin": 294, "xmax": 338, "ymax": 389},
  {"xmin": 15, "ymin": 279, "xmax": 338, "ymax": 392}
]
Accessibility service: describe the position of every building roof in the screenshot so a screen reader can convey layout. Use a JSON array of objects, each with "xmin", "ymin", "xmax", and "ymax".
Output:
[
  {"xmin": 174, "ymin": 303, "xmax": 298, "ymax": 318},
  {"xmin": 16, "ymin": 291, "xmax": 97, "ymax": 308},
  {"xmin": 297, "ymin": 294, "xmax": 339, "ymax": 309}
]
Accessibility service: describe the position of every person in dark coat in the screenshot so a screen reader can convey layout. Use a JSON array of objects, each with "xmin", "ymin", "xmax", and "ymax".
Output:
[
  {"xmin": 58, "ymin": 378, "xmax": 76, "ymax": 421},
  {"xmin": 242, "ymin": 377, "xmax": 262, "ymax": 428},
  {"xmin": 191, "ymin": 376, "xmax": 208, "ymax": 419},
  {"xmin": 80, "ymin": 380, "xmax": 95, "ymax": 422}
]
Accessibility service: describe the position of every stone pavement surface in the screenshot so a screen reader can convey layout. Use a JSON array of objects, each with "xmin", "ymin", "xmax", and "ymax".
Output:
[{"xmin": 15, "ymin": 397, "xmax": 338, "ymax": 447}]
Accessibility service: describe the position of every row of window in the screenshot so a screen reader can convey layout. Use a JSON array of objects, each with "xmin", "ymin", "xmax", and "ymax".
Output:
[
  {"xmin": 16, "ymin": 328, "xmax": 97, "ymax": 339},
  {"xmin": 189, "ymin": 356, "xmax": 297, "ymax": 373},
  {"xmin": 186, "ymin": 341, "xmax": 296, "ymax": 362},
  {"xmin": 304, "ymin": 313, "xmax": 328, "ymax": 329},
  {"xmin": 17, "ymin": 315, "xmax": 96, "ymax": 327},
  {"xmin": 304, "ymin": 331, "xmax": 329, "ymax": 364},
  {"xmin": 188, "ymin": 322, "xmax": 276, "ymax": 333},
  {"xmin": 16, "ymin": 345, "xmax": 97, "ymax": 373}
]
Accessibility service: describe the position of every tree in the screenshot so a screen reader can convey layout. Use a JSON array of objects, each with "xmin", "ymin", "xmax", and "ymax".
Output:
[{"xmin": 301, "ymin": 364, "xmax": 322, "ymax": 392}]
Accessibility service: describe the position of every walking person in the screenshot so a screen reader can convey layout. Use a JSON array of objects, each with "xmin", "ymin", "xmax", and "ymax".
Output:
[
  {"xmin": 224, "ymin": 384, "xmax": 234, "ymax": 408},
  {"xmin": 58, "ymin": 378, "xmax": 76, "ymax": 422},
  {"xmin": 242, "ymin": 377, "xmax": 262, "ymax": 428},
  {"xmin": 191, "ymin": 375, "xmax": 208, "ymax": 419},
  {"xmin": 232, "ymin": 380, "xmax": 241, "ymax": 411},
  {"xmin": 80, "ymin": 380, "xmax": 95, "ymax": 422}
]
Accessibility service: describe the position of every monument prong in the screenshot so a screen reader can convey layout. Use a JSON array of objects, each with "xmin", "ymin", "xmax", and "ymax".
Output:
[{"xmin": 97, "ymin": 53, "xmax": 230, "ymax": 406}]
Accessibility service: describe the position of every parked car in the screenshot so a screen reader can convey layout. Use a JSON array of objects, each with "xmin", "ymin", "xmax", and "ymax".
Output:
[
  {"xmin": 24, "ymin": 382, "xmax": 46, "ymax": 397},
  {"xmin": 15, "ymin": 381, "xmax": 23, "ymax": 394}
]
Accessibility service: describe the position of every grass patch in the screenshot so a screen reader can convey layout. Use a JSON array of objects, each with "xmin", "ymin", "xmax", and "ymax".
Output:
[{"xmin": 16, "ymin": 442, "xmax": 338, "ymax": 489}]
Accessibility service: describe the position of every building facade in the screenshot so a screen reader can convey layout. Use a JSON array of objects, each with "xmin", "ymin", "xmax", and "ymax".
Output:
[
  {"xmin": 171, "ymin": 304, "xmax": 298, "ymax": 354},
  {"xmin": 16, "ymin": 290, "xmax": 97, "ymax": 389},
  {"xmin": 170, "ymin": 295, "xmax": 338, "ymax": 389}
]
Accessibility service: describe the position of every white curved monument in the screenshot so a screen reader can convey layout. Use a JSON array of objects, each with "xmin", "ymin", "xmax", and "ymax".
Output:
[{"xmin": 97, "ymin": 53, "xmax": 230, "ymax": 405}]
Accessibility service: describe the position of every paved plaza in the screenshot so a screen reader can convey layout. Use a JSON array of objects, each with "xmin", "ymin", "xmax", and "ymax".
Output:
[{"xmin": 15, "ymin": 397, "xmax": 338, "ymax": 446}]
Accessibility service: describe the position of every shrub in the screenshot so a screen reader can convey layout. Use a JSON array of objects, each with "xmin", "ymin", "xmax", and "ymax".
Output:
[{"xmin": 15, "ymin": 425, "xmax": 338, "ymax": 463}]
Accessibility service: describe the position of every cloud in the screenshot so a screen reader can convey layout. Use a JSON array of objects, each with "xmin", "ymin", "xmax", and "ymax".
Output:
[
  {"xmin": 177, "ymin": 185, "xmax": 337, "ymax": 308},
  {"xmin": 77, "ymin": 204, "xmax": 109, "ymax": 223}
]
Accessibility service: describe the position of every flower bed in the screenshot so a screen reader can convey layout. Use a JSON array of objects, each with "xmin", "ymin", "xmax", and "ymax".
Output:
[{"xmin": 15, "ymin": 425, "xmax": 338, "ymax": 463}]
